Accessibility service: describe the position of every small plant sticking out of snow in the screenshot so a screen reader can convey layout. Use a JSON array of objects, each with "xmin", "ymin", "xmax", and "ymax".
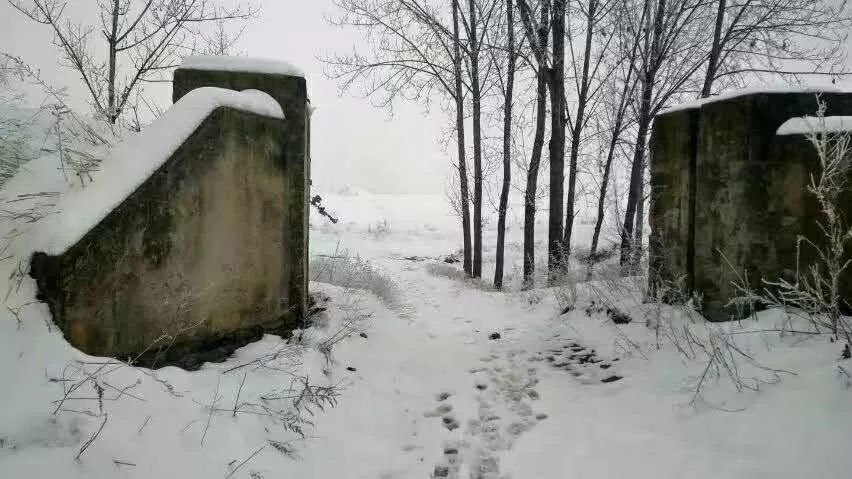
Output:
[
  {"xmin": 314, "ymin": 293, "xmax": 372, "ymax": 367},
  {"xmin": 553, "ymin": 269, "xmax": 580, "ymax": 314}
]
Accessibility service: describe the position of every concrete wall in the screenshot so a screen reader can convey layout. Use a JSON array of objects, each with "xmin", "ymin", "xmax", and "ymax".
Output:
[
  {"xmin": 30, "ymin": 65, "xmax": 312, "ymax": 369},
  {"xmin": 649, "ymin": 92, "xmax": 852, "ymax": 321},
  {"xmin": 173, "ymin": 68, "xmax": 310, "ymax": 331}
]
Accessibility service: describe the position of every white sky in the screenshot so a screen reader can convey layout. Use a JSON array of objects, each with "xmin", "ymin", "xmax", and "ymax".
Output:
[
  {"xmin": 3, "ymin": 0, "xmax": 852, "ymax": 197},
  {"xmin": 0, "ymin": 0, "xmax": 451, "ymax": 195}
]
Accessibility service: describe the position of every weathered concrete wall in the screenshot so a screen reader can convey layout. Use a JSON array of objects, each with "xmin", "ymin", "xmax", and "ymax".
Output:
[
  {"xmin": 650, "ymin": 92, "xmax": 852, "ymax": 321},
  {"xmin": 31, "ymin": 107, "xmax": 296, "ymax": 369},
  {"xmin": 172, "ymin": 68, "xmax": 310, "ymax": 332},
  {"xmin": 649, "ymin": 108, "xmax": 697, "ymax": 297}
]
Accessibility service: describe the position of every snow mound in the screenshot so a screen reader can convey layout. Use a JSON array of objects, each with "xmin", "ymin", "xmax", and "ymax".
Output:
[
  {"xmin": 180, "ymin": 55, "xmax": 305, "ymax": 78},
  {"xmin": 777, "ymin": 116, "xmax": 852, "ymax": 135},
  {"xmin": 29, "ymin": 87, "xmax": 284, "ymax": 256},
  {"xmin": 661, "ymin": 86, "xmax": 852, "ymax": 115}
]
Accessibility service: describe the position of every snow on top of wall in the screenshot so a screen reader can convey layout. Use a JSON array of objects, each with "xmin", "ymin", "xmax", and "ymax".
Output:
[
  {"xmin": 179, "ymin": 55, "xmax": 305, "ymax": 78},
  {"xmin": 659, "ymin": 86, "xmax": 851, "ymax": 115},
  {"xmin": 777, "ymin": 116, "xmax": 852, "ymax": 135},
  {"xmin": 29, "ymin": 87, "xmax": 284, "ymax": 256}
]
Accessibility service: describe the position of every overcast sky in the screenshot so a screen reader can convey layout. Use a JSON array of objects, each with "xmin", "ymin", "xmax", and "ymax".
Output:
[
  {"xmin": 3, "ymin": 1, "xmax": 852, "ymax": 197},
  {"xmin": 0, "ymin": 0, "xmax": 451, "ymax": 195}
]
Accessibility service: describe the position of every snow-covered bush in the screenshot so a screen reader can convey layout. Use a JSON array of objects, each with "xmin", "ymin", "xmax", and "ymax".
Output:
[
  {"xmin": 425, "ymin": 261, "xmax": 468, "ymax": 281},
  {"xmin": 310, "ymin": 250, "xmax": 400, "ymax": 309}
]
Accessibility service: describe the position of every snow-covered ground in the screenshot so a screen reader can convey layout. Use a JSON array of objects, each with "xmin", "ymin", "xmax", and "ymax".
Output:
[{"xmin": 1, "ymin": 178, "xmax": 850, "ymax": 478}]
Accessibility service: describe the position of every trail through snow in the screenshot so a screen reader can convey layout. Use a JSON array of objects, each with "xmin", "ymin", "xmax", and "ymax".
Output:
[
  {"xmin": 1, "ymin": 189, "xmax": 851, "ymax": 478},
  {"xmin": 298, "ymin": 243, "xmax": 852, "ymax": 479}
]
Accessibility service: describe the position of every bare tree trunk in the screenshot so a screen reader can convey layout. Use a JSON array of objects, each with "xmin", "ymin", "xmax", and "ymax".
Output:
[
  {"xmin": 518, "ymin": 0, "xmax": 550, "ymax": 287},
  {"xmin": 523, "ymin": 73, "xmax": 548, "ymax": 286},
  {"xmin": 590, "ymin": 79, "xmax": 634, "ymax": 257},
  {"xmin": 469, "ymin": 0, "xmax": 484, "ymax": 278},
  {"xmin": 495, "ymin": 0, "xmax": 516, "ymax": 289},
  {"xmin": 701, "ymin": 0, "xmax": 727, "ymax": 98},
  {"xmin": 107, "ymin": 0, "xmax": 120, "ymax": 124},
  {"xmin": 453, "ymin": 0, "xmax": 473, "ymax": 276},
  {"xmin": 590, "ymin": 0, "xmax": 644, "ymax": 256},
  {"xmin": 548, "ymin": 0, "xmax": 567, "ymax": 274},
  {"xmin": 620, "ymin": 100, "xmax": 650, "ymax": 268},
  {"xmin": 633, "ymin": 153, "xmax": 646, "ymax": 263},
  {"xmin": 620, "ymin": 0, "xmax": 665, "ymax": 268},
  {"xmin": 590, "ymin": 123, "xmax": 618, "ymax": 256},
  {"xmin": 563, "ymin": 0, "xmax": 598, "ymax": 255}
]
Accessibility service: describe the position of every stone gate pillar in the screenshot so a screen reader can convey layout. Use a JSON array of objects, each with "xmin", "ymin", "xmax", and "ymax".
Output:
[
  {"xmin": 173, "ymin": 56, "xmax": 310, "ymax": 327},
  {"xmin": 649, "ymin": 91, "xmax": 852, "ymax": 321}
]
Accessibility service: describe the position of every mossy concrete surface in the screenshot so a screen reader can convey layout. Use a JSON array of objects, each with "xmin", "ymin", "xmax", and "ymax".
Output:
[
  {"xmin": 173, "ymin": 67, "xmax": 310, "ymax": 335},
  {"xmin": 30, "ymin": 66, "xmax": 311, "ymax": 369},
  {"xmin": 650, "ymin": 92, "xmax": 852, "ymax": 321}
]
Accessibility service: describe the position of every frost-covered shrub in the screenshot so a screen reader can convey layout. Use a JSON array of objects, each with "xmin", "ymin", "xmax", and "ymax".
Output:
[
  {"xmin": 310, "ymin": 251, "xmax": 400, "ymax": 309},
  {"xmin": 425, "ymin": 262, "xmax": 468, "ymax": 281}
]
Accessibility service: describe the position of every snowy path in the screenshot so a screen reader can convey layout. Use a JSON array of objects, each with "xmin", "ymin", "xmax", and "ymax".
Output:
[
  {"xmin": 386, "ymin": 261, "xmax": 547, "ymax": 479},
  {"xmin": 323, "ymin": 256, "xmax": 632, "ymax": 479},
  {"xmin": 299, "ymin": 246, "xmax": 852, "ymax": 479}
]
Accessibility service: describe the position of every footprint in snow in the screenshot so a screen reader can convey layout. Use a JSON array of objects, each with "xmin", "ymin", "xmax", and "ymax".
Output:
[
  {"xmin": 540, "ymin": 340, "xmax": 624, "ymax": 384},
  {"xmin": 442, "ymin": 415, "xmax": 461, "ymax": 431},
  {"xmin": 424, "ymin": 403, "xmax": 453, "ymax": 418},
  {"xmin": 432, "ymin": 440, "xmax": 465, "ymax": 479}
]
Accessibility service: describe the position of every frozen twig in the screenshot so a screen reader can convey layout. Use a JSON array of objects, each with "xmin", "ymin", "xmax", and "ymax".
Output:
[
  {"xmin": 200, "ymin": 375, "xmax": 222, "ymax": 446},
  {"xmin": 75, "ymin": 413, "xmax": 108, "ymax": 460},
  {"xmin": 224, "ymin": 445, "xmax": 266, "ymax": 479},
  {"xmin": 233, "ymin": 373, "xmax": 247, "ymax": 417}
]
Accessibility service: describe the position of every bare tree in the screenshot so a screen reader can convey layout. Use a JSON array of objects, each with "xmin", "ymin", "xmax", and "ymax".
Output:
[
  {"xmin": 618, "ymin": 0, "xmax": 708, "ymax": 268},
  {"xmin": 326, "ymin": 0, "xmax": 504, "ymax": 278},
  {"xmin": 517, "ymin": 0, "xmax": 550, "ymax": 287},
  {"xmin": 547, "ymin": 0, "xmax": 567, "ymax": 274},
  {"xmin": 468, "ymin": 0, "xmax": 486, "ymax": 278},
  {"xmin": 588, "ymin": 4, "xmax": 642, "ymax": 257},
  {"xmin": 200, "ymin": 18, "xmax": 249, "ymax": 56},
  {"xmin": 562, "ymin": 0, "xmax": 618, "ymax": 255},
  {"xmin": 453, "ymin": 0, "xmax": 474, "ymax": 276},
  {"xmin": 493, "ymin": 0, "xmax": 516, "ymax": 289},
  {"xmin": 701, "ymin": 0, "xmax": 851, "ymax": 98},
  {"xmin": 8, "ymin": 0, "xmax": 256, "ymax": 124},
  {"xmin": 325, "ymin": 0, "xmax": 471, "ymax": 274}
]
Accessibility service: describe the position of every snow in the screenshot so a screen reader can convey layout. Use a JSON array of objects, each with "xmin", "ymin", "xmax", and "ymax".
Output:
[
  {"xmin": 660, "ymin": 86, "xmax": 852, "ymax": 115},
  {"xmin": 777, "ymin": 116, "xmax": 852, "ymax": 135},
  {"xmin": 179, "ymin": 55, "xmax": 305, "ymax": 78},
  {"xmin": 27, "ymin": 87, "xmax": 283, "ymax": 256},
  {"xmin": 1, "ymin": 178, "xmax": 851, "ymax": 478}
]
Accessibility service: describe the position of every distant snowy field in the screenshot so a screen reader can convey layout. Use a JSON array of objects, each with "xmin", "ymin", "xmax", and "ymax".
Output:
[
  {"xmin": 309, "ymin": 188, "xmax": 622, "ymax": 290},
  {"xmin": 0, "ymin": 163, "xmax": 850, "ymax": 478}
]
